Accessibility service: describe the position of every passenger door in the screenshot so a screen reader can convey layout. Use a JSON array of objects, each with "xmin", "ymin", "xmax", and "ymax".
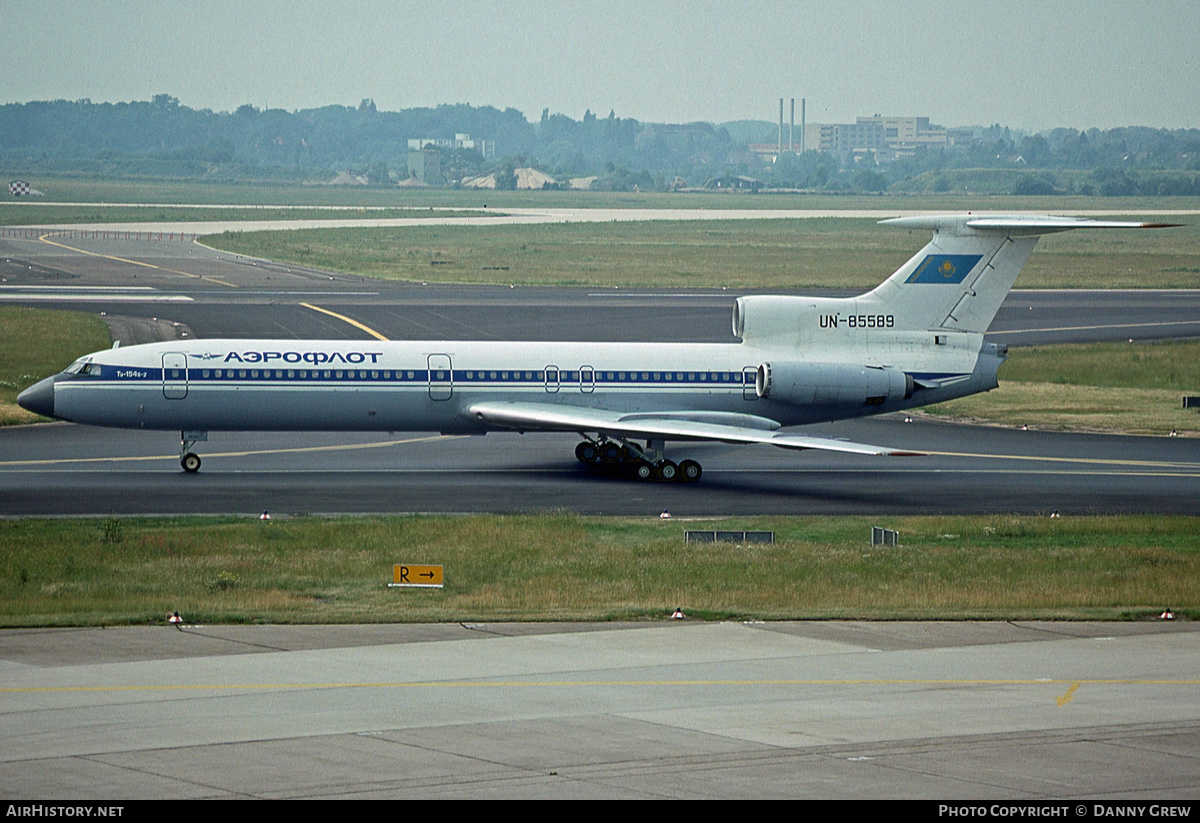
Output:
[
  {"xmin": 162, "ymin": 353, "xmax": 188, "ymax": 399},
  {"xmin": 428, "ymin": 354, "xmax": 452, "ymax": 400}
]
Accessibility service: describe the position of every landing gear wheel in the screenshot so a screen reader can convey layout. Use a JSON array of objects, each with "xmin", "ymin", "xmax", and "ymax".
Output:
[
  {"xmin": 600, "ymin": 442, "xmax": 622, "ymax": 463},
  {"xmin": 678, "ymin": 459, "xmax": 702, "ymax": 483},
  {"xmin": 181, "ymin": 453, "xmax": 201, "ymax": 473},
  {"xmin": 634, "ymin": 461, "xmax": 654, "ymax": 481},
  {"xmin": 575, "ymin": 442, "xmax": 599, "ymax": 463},
  {"xmin": 656, "ymin": 460, "xmax": 678, "ymax": 481}
]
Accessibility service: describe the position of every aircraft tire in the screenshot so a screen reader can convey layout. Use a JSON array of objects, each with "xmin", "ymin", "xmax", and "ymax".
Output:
[
  {"xmin": 181, "ymin": 453, "xmax": 201, "ymax": 473},
  {"xmin": 678, "ymin": 459, "xmax": 702, "ymax": 482},
  {"xmin": 657, "ymin": 460, "xmax": 678, "ymax": 481},
  {"xmin": 634, "ymin": 461, "xmax": 654, "ymax": 481},
  {"xmin": 575, "ymin": 442, "xmax": 598, "ymax": 463}
]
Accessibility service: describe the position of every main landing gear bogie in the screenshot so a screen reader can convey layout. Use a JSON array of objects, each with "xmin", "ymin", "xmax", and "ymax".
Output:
[{"xmin": 575, "ymin": 438, "xmax": 702, "ymax": 483}]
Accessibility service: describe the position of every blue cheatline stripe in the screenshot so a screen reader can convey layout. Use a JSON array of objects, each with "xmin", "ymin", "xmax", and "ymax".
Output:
[
  {"xmin": 83, "ymin": 365, "xmax": 752, "ymax": 387},
  {"xmin": 904, "ymin": 254, "xmax": 983, "ymax": 284}
]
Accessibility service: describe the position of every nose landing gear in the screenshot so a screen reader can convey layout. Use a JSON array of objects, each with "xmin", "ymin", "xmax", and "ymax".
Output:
[{"xmin": 180, "ymin": 431, "xmax": 207, "ymax": 473}]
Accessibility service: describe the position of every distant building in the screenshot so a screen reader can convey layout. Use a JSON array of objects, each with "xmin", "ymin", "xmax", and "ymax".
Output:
[
  {"xmin": 326, "ymin": 170, "xmax": 369, "ymax": 186},
  {"xmin": 704, "ymin": 174, "xmax": 762, "ymax": 191},
  {"xmin": 747, "ymin": 143, "xmax": 783, "ymax": 164},
  {"xmin": 407, "ymin": 149, "xmax": 443, "ymax": 184},
  {"xmin": 816, "ymin": 116, "xmax": 948, "ymax": 163},
  {"xmin": 514, "ymin": 168, "xmax": 557, "ymax": 189},
  {"xmin": 871, "ymin": 116, "xmax": 948, "ymax": 158},
  {"xmin": 407, "ymin": 133, "xmax": 495, "ymax": 159},
  {"xmin": 946, "ymin": 127, "xmax": 978, "ymax": 147},
  {"xmin": 462, "ymin": 167, "xmax": 557, "ymax": 190}
]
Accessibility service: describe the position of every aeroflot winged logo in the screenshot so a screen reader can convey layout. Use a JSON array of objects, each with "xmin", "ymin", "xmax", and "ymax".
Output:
[{"xmin": 905, "ymin": 254, "xmax": 982, "ymax": 284}]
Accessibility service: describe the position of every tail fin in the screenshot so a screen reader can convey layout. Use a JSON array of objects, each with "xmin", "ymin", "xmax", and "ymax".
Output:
[{"xmin": 865, "ymin": 215, "xmax": 1180, "ymax": 334}]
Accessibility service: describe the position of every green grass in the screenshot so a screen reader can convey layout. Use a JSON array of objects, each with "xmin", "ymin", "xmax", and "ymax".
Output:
[
  {"xmin": 927, "ymin": 340, "xmax": 1200, "ymax": 434},
  {"xmin": 998, "ymin": 339, "xmax": 1200, "ymax": 388},
  {"xmin": 0, "ymin": 307, "xmax": 111, "ymax": 424},
  {"xmin": 202, "ymin": 216, "xmax": 1200, "ymax": 289},
  {"xmin": 1, "ymin": 514, "xmax": 1196, "ymax": 626}
]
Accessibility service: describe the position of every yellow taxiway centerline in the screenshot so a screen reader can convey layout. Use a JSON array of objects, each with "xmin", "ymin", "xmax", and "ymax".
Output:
[
  {"xmin": 922, "ymin": 450, "xmax": 1200, "ymax": 470},
  {"xmin": 989, "ymin": 319, "xmax": 1200, "ymax": 336},
  {"xmin": 2, "ymin": 446, "xmax": 1197, "ymax": 472},
  {"xmin": 300, "ymin": 302, "xmax": 390, "ymax": 341},
  {"xmin": 0, "ymin": 435, "xmax": 455, "ymax": 467},
  {"xmin": 1057, "ymin": 682, "xmax": 1082, "ymax": 706},
  {"xmin": 38, "ymin": 232, "xmax": 239, "ymax": 288}
]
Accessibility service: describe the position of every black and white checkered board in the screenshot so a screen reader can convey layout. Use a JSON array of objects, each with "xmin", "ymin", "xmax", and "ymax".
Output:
[{"xmin": 9, "ymin": 180, "xmax": 30, "ymax": 196}]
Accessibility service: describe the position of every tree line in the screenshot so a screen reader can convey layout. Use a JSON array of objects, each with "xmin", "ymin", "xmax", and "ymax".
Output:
[{"xmin": 2, "ymin": 95, "xmax": 1197, "ymax": 194}]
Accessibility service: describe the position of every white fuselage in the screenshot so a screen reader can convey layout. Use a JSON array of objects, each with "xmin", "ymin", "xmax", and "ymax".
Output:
[{"xmin": 45, "ymin": 335, "xmax": 986, "ymax": 434}]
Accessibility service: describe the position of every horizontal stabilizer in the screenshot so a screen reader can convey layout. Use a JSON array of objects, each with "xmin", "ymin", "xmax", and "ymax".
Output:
[
  {"xmin": 880, "ymin": 214, "xmax": 1183, "ymax": 236},
  {"xmin": 868, "ymin": 214, "xmax": 1182, "ymax": 335}
]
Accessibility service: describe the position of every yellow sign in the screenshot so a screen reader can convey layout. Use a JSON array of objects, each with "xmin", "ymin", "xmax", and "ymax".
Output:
[{"xmin": 390, "ymin": 564, "xmax": 444, "ymax": 588}]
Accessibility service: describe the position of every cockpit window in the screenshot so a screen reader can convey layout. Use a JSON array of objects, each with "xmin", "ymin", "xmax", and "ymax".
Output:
[{"xmin": 64, "ymin": 357, "xmax": 93, "ymax": 375}]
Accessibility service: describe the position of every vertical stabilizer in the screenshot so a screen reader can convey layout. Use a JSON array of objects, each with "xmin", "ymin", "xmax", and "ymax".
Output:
[
  {"xmin": 866, "ymin": 215, "xmax": 1180, "ymax": 334},
  {"xmin": 865, "ymin": 216, "xmax": 1035, "ymax": 334}
]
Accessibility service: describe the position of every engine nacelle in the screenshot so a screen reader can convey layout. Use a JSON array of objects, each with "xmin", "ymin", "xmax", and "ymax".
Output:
[
  {"xmin": 733, "ymin": 295, "xmax": 814, "ymax": 341},
  {"xmin": 756, "ymin": 362, "xmax": 914, "ymax": 407}
]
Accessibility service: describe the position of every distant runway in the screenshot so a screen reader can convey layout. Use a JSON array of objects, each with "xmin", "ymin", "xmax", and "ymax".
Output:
[
  {"xmin": 2, "ymin": 223, "xmax": 1199, "ymax": 516},
  {"xmin": 5, "ymin": 203, "xmax": 1199, "ymax": 235}
]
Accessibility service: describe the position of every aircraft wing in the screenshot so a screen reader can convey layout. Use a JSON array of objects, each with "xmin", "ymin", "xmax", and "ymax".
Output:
[{"xmin": 463, "ymin": 401, "xmax": 922, "ymax": 456}]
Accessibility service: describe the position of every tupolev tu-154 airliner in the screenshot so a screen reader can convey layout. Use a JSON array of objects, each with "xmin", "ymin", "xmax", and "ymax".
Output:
[{"xmin": 18, "ymin": 214, "xmax": 1177, "ymax": 480}]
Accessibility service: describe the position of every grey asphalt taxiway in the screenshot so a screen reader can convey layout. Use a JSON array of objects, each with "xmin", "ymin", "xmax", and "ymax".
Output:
[
  {"xmin": 3, "ymin": 229, "xmax": 1200, "ymax": 516},
  {"xmin": 2, "ymin": 219, "xmax": 1199, "ymax": 799},
  {"xmin": 3, "ymin": 417, "xmax": 1200, "ymax": 516},
  {"xmin": 3, "ymin": 620, "xmax": 1199, "ymax": 799}
]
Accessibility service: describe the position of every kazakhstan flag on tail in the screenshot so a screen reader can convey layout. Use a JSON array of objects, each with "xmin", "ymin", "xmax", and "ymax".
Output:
[{"xmin": 905, "ymin": 254, "xmax": 982, "ymax": 284}]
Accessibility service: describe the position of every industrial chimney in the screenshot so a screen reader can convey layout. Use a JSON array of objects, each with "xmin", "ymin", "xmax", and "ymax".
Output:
[{"xmin": 778, "ymin": 98, "xmax": 783, "ymax": 154}]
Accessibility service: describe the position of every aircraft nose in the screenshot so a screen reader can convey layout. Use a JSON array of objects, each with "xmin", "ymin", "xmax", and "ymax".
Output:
[{"xmin": 17, "ymin": 375, "xmax": 56, "ymax": 418}]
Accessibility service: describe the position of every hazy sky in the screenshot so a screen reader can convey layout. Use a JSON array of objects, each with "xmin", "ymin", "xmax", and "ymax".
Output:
[{"xmin": 2, "ymin": 0, "xmax": 1197, "ymax": 131}]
